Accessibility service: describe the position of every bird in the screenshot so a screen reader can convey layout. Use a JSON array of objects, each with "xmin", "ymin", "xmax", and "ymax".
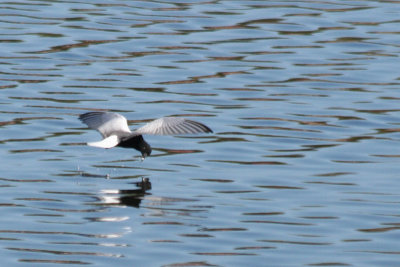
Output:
[{"xmin": 78, "ymin": 111, "xmax": 212, "ymax": 160}]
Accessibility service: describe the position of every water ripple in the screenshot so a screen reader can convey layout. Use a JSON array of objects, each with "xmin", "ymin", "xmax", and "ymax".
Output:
[{"xmin": 1, "ymin": 0, "xmax": 400, "ymax": 266}]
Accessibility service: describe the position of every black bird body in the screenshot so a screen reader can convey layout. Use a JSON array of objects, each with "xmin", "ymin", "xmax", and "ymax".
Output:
[{"xmin": 79, "ymin": 112, "xmax": 212, "ymax": 159}]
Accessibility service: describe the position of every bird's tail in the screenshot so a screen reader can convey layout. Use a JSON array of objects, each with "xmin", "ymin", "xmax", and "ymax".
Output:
[{"xmin": 87, "ymin": 135, "xmax": 119, "ymax": 149}]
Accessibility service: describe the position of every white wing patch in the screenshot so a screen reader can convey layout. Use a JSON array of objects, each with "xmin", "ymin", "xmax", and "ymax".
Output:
[
  {"xmin": 79, "ymin": 112, "xmax": 131, "ymax": 138},
  {"xmin": 135, "ymin": 117, "xmax": 212, "ymax": 135},
  {"xmin": 97, "ymin": 116, "xmax": 131, "ymax": 137},
  {"xmin": 87, "ymin": 135, "xmax": 119, "ymax": 149},
  {"xmin": 135, "ymin": 117, "xmax": 182, "ymax": 135}
]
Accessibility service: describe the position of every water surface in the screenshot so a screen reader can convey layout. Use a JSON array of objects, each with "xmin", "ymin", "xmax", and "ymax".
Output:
[{"xmin": 1, "ymin": 1, "xmax": 400, "ymax": 266}]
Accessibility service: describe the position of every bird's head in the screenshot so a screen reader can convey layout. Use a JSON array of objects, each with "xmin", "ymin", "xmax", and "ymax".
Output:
[{"xmin": 140, "ymin": 144, "xmax": 152, "ymax": 160}]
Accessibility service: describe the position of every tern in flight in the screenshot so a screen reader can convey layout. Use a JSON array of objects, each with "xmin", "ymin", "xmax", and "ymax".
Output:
[{"xmin": 79, "ymin": 112, "xmax": 212, "ymax": 160}]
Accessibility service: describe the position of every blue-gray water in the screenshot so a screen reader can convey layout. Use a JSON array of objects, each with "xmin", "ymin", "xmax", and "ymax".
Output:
[{"xmin": 1, "ymin": 1, "xmax": 400, "ymax": 266}]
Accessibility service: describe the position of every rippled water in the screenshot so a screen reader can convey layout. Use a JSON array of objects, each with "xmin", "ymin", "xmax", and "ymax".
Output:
[{"xmin": 1, "ymin": 1, "xmax": 400, "ymax": 266}]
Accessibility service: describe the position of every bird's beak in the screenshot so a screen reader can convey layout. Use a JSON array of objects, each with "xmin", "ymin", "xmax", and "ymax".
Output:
[{"xmin": 141, "ymin": 152, "xmax": 148, "ymax": 161}]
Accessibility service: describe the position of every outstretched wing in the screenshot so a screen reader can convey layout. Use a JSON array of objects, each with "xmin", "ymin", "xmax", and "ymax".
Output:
[
  {"xmin": 79, "ymin": 112, "xmax": 131, "ymax": 138},
  {"xmin": 134, "ymin": 117, "xmax": 212, "ymax": 135}
]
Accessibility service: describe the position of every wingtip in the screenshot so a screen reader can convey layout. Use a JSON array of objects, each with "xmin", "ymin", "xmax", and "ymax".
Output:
[
  {"xmin": 78, "ymin": 112, "xmax": 92, "ymax": 122},
  {"xmin": 190, "ymin": 119, "xmax": 213, "ymax": 134},
  {"xmin": 78, "ymin": 111, "xmax": 104, "ymax": 120},
  {"xmin": 78, "ymin": 113, "xmax": 85, "ymax": 121},
  {"xmin": 204, "ymin": 125, "xmax": 213, "ymax": 133}
]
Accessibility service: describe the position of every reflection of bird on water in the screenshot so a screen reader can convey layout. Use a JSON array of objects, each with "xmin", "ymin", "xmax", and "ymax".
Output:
[
  {"xmin": 79, "ymin": 112, "xmax": 213, "ymax": 160},
  {"xmin": 100, "ymin": 177, "xmax": 152, "ymax": 208},
  {"xmin": 118, "ymin": 178, "xmax": 152, "ymax": 208}
]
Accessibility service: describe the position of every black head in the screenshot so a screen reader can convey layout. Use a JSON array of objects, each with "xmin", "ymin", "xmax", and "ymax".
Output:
[{"xmin": 140, "ymin": 141, "xmax": 152, "ymax": 159}]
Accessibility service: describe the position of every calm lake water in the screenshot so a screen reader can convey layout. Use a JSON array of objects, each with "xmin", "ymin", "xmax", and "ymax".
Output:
[{"xmin": 1, "ymin": 1, "xmax": 400, "ymax": 266}]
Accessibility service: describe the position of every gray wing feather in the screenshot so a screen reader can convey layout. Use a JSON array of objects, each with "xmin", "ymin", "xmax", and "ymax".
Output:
[
  {"xmin": 79, "ymin": 112, "xmax": 131, "ymax": 138},
  {"xmin": 134, "ymin": 117, "xmax": 212, "ymax": 135}
]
